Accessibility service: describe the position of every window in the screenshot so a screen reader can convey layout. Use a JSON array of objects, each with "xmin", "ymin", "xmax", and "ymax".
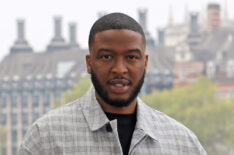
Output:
[
  {"xmin": 22, "ymin": 92, "xmax": 28, "ymax": 107},
  {"xmin": 1, "ymin": 82, "xmax": 8, "ymax": 89},
  {"xmin": 207, "ymin": 61, "xmax": 216, "ymax": 79},
  {"xmin": 0, "ymin": 113, "xmax": 6, "ymax": 124},
  {"xmin": 11, "ymin": 129, "xmax": 17, "ymax": 144},
  {"xmin": 226, "ymin": 60, "xmax": 234, "ymax": 78},
  {"xmin": 45, "ymin": 80, "xmax": 50, "ymax": 87},
  {"xmin": 43, "ymin": 91, "xmax": 50, "ymax": 113},
  {"xmin": 0, "ymin": 94, "xmax": 6, "ymax": 107},
  {"xmin": 11, "ymin": 112, "xmax": 17, "ymax": 125},
  {"xmin": 33, "ymin": 113, "xmax": 39, "ymax": 122},
  {"xmin": 12, "ymin": 146, "xmax": 17, "ymax": 155},
  {"xmin": 11, "ymin": 92, "xmax": 18, "ymax": 107},
  {"xmin": 23, "ymin": 128, "xmax": 27, "ymax": 137},
  {"xmin": 22, "ymin": 112, "xmax": 28, "ymax": 125},
  {"xmin": 57, "ymin": 61, "xmax": 75, "ymax": 78},
  {"xmin": 32, "ymin": 91, "xmax": 39, "ymax": 105},
  {"xmin": 1, "ymin": 148, "xmax": 6, "ymax": 155},
  {"xmin": 43, "ymin": 91, "xmax": 50, "ymax": 104}
]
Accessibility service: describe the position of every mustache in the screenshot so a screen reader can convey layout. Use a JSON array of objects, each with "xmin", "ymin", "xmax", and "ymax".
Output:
[{"xmin": 108, "ymin": 78, "xmax": 131, "ymax": 85}]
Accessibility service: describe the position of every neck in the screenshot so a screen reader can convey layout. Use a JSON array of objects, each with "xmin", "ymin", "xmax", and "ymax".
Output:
[{"xmin": 95, "ymin": 93, "xmax": 137, "ymax": 114}]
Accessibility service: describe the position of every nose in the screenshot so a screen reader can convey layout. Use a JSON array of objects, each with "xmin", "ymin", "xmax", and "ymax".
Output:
[{"xmin": 111, "ymin": 58, "xmax": 128, "ymax": 75}]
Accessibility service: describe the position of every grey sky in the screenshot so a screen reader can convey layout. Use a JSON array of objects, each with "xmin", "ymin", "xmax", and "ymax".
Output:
[{"xmin": 0, "ymin": 0, "xmax": 232, "ymax": 61}]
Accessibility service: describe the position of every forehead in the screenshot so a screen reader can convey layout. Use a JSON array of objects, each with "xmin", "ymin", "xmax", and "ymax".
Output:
[{"xmin": 91, "ymin": 29, "xmax": 145, "ymax": 50}]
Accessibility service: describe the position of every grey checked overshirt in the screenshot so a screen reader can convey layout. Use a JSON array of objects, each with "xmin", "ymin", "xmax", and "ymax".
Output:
[{"xmin": 18, "ymin": 88, "xmax": 207, "ymax": 155}]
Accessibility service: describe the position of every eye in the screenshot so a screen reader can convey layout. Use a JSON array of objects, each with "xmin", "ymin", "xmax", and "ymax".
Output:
[
  {"xmin": 101, "ymin": 55, "xmax": 112, "ymax": 60},
  {"xmin": 127, "ymin": 55, "xmax": 138, "ymax": 60}
]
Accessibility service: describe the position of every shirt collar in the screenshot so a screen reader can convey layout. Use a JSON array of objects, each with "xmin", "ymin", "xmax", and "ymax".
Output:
[
  {"xmin": 81, "ymin": 87, "xmax": 160, "ymax": 141},
  {"xmin": 81, "ymin": 87, "xmax": 110, "ymax": 131},
  {"xmin": 135, "ymin": 97, "xmax": 160, "ymax": 141}
]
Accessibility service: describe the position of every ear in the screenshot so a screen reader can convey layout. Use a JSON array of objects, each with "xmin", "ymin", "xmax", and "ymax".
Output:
[
  {"xmin": 86, "ymin": 54, "xmax": 91, "ymax": 74},
  {"xmin": 144, "ymin": 54, "xmax": 148, "ymax": 73}
]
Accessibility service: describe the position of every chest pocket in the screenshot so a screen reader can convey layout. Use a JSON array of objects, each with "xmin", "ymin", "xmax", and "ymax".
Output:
[{"xmin": 129, "ymin": 136, "xmax": 162, "ymax": 155}]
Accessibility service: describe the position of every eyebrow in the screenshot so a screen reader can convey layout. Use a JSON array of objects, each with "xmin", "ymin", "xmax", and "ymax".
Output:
[
  {"xmin": 127, "ymin": 49, "xmax": 143, "ymax": 56},
  {"xmin": 128, "ymin": 49, "xmax": 142, "ymax": 53},
  {"xmin": 97, "ymin": 48, "xmax": 112, "ymax": 53},
  {"xmin": 96, "ymin": 48, "xmax": 142, "ymax": 55}
]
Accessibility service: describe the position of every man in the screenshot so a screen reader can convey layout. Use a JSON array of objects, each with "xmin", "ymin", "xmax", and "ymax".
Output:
[{"xmin": 18, "ymin": 13, "xmax": 206, "ymax": 155}]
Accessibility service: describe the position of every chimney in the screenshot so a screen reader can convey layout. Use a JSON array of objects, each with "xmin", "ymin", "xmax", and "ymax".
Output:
[
  {"xmin": 157, "ymin": 28, "xmax": 165, "ymax": 46},
  {"xmin": 190, "ymin": 12, "xmax": 199, "ymax": 34},
  {"xmin": 69, "ymin": 23, "xmax": 79, "ymax": 48},
  {"xmin": 138, "ymin": 9, "xmax": 147, "ymax": 30},
  {"xmin": 207, "ymin": 3, "xmax": 220, "ymax": 32},
  {"xmin": 138, "ymin": 8, "xmax": 155, "ymax": 48},
  {"xmin": 168, "ymin": 6, "xmax": 174, "ymax": 26},
  {"xmin": 10, "ymin": 19, "xmax": 33, "ymax": 54},
  {"xmin": 52, "ymin": 16, "xmax": 65, "ymax": 42},
  {"xmin": 47, "ymin": 16, "xmax": 69, "ymax": 52},
  {"xmin": 17, "ymin": 19, "xmax": 25, "ymax": 43}
]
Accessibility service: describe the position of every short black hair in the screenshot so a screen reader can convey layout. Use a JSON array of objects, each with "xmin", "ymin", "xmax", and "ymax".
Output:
[{"xmin": 88, "ymin": 12, "xmax": 146, "ymax": 50}]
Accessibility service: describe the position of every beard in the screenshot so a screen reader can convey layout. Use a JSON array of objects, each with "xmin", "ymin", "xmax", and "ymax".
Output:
[{"xmin": 90, "ymin": 69, "xmax": 145, "ymax": 108}]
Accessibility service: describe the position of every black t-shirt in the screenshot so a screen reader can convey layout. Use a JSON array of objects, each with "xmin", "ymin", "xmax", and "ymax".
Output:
[{"xmin": 105, "ymin": 112, "xmax": 136, "ymax": 155}]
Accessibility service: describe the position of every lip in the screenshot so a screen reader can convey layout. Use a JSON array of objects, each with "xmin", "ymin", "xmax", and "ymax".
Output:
[
  {"xmin": 109, "ymin": 85, "xmax": 129, "ymax": 94},
  {"xmin": 109, "ymin": 78, "xmax": 130, "ymax": 85},
  {"xmin": 108, "ymin": 78, "xmax": 131, "ymax": 94}
]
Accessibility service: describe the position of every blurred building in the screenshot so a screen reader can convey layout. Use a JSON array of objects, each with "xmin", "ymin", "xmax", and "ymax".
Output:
[
  {"xmin": 142, "ymin": 46, "xmax": 174, "ymax": 94},
  {"xmin": 137, "ymin": 9, "xmax": 174, "ymax": 94},
  {"xmin": 170, "ymin": 1, "xmax": 234, "ymax": 99},
  {"xmin": 0, "ymin": 17, "xmax": 87, "ymax": 155},
  {"xmin": 206, "ymin": 3, "xmax": 221, "ymax": 32},
  {"xmin": 0, "ymin": 11, "xmax": 174, "ymax": 155},
  {"xmin": 193, "ymin": 27, "xmax": 234, "ymax": 99},
  {"xmin": 2, "ymin": 2, "xmax": 234, "ymax": 153},
  {"xmin": 138, "ymin": 9, "xmax": 155, "ymax": 48}
]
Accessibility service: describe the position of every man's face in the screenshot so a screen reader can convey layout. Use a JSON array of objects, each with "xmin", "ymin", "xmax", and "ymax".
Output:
[{"xmin": 86, "ymin": 29, "xmax": 148, "ymax": 107}]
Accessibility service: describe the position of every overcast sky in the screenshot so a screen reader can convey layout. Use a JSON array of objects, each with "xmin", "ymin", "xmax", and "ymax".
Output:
[{"xmin": 0, "ymin": 0, "xmax": 232, "ymax": 61}]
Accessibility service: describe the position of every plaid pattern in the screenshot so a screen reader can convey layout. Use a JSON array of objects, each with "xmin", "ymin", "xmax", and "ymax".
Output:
[{"xmin": 18, "ymin": 87, "xmax": 207, "ymax": 155}]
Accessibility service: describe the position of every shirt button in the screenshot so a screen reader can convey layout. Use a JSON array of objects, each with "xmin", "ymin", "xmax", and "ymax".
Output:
[{"xmin": 106, "ymin": 123, "xmax": 112, "ymax": 132}]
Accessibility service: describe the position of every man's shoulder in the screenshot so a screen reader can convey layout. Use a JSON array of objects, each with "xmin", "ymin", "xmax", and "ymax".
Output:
[
  {"xmin": 19, "ymin": 91, "xmax": 95, "ymax": 153},
  {"xmin": 145, "ymin": 104, "xmax": 198, "ymax": 139},
  {"xmin": 36, "ymin": 97, "xmax": 86, "ymax": 128},
  {"xmin": 139, "ymin": 102, "xmax": 206, "ymax": 153},
  {"xmin": 37, "ymin": 89, "xmax": 94, "ymax": 125}
]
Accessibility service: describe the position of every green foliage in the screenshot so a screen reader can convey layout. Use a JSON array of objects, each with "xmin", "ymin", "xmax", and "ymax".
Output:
[
  {"xmin": 0, "ymin": 105, "xmax": 6, "ymax": 149},
  {"xmin": 63, "ymin": 77, "xmax": 91, "ymax": 104},
  {"xmin": 142, "ymin": 76, "xmax": 234, "ymax": 154},
  {"xmin": 53, "ymin": 77, "xmax": 91, "ymax": 108},
  {"xmin": 0, "ymin": 126, "xmax": 7, "ymax": 149}
]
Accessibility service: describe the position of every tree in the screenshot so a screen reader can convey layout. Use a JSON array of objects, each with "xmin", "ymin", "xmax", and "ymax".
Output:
[
  {"xmin": 0, "ymin": 126, "xmax": 6, "ymax": 147},
  {"xmin": 53, "ymin": 77, "xmax": 91, "ymax": 108},
  {"xmin": 0, "ymin": 120, "xmax": 6, "ymax": 154},
  {"xmin": 142, "ymin": 76, "xmax": 234, "ymax": 155},
  {"xmin": 0, "ymin": 103, "xmax": 6, "ymax": 154}
]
